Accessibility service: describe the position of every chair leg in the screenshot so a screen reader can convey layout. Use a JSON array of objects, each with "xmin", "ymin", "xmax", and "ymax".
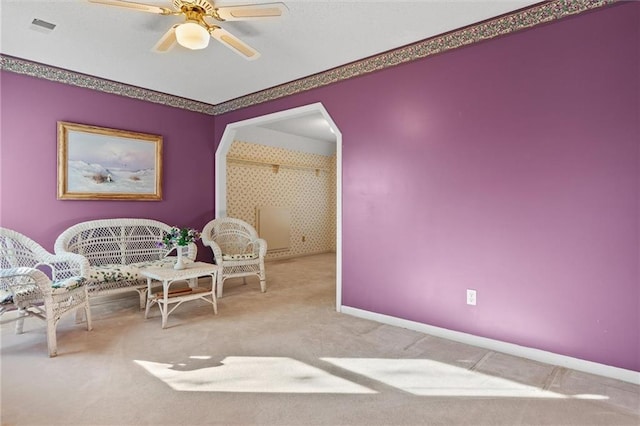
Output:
[
  {"xmin": 46, "ymin": 317, "xmax": 59, "ymax": 357},
  {"xmin": 15, "ymin": 308, "xmax": 27, "ymax": 334},
  {"xmin": 138, "ymin": 288, "xmax": 148, "ymax": 309},
  {"xmin": 259, "ymin": 267, "xmax": 267, "ymax": 293},
  {"xmin": 84, "ymin": 303, "xmax": 93, "ymax": 331},
  {"xmin": 216, "ymin": 273, "xmax": 224, "ymax": 299}
]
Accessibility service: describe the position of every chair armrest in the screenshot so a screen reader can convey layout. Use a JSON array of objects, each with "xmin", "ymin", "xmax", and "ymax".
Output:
[
  {"xmin": 254, "ymin": 238, "xmax": 268, "ymax": 258},
  {"xmin": 201, "ymin": 239, "xmax": 223, "ymax": 265},
  {"xmin": 37, "ymin": 251, "xmax": 91, "ymax": 281}
]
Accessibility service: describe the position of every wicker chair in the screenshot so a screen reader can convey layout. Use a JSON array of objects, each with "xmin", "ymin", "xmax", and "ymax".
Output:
[
  {"xmin": 0, "ymin": 228, "xmax": 92, "ymax": 357},
  {"xmin": 201, "ymin": 218, "xmax": 267, "ymax": 298}
]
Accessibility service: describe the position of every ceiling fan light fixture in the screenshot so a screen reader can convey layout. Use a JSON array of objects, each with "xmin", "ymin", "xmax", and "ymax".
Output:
[{"xmin": 175, "ymin": 21, "xmax": 209, "ymax": 50}]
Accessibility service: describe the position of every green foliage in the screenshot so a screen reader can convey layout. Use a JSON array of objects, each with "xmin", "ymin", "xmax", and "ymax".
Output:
[{"xmin": 159, "ymin": 227, "xmax": 201, "ymax": 248}]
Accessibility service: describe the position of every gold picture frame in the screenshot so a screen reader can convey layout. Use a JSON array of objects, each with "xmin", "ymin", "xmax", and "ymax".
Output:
[{"xmin": 57, "ymin": 121, "xmax": 163, "ymax": 201}]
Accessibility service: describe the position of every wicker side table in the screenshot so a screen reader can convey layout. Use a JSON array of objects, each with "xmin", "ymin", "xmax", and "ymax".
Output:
[{"xmin": 141, "ymin": 261, "xmax": 220, "ymax": 329}]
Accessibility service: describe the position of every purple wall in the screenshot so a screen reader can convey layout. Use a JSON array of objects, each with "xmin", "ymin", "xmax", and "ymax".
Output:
[
  {"xmin": 214, "ymin": 3, "xmax": 639, "ymax": 371},
  {"xmin": 0, "ymin": 72, "xmax": 216, "ymax": 257},
  {"xmin": 0, "ymin": 3, "xmax": 637, "ymax": 371}
]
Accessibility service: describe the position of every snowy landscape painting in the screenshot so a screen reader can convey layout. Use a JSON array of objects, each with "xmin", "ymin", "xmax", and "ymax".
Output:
[{"xmin": 57, "ymin": 122, "xmax": 162, "ymax": 200}]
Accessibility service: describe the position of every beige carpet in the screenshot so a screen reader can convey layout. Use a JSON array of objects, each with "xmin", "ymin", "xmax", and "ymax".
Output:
[{"xmin": 1, "ymin": 253, "xmax": 639, "ymax": 426}]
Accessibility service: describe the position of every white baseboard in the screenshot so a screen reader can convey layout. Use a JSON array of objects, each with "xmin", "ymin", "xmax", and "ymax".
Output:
[
  {"xmin": 340, "ymin": 305, "xmax": 640, "ymax": 385},
  {"xmin": 265, "ymin": 250, "xmax": 334, "ymax": 262}
]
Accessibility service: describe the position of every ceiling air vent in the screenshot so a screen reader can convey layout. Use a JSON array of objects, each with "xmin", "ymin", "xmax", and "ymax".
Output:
[{"xmin": 30, "ymin": 18, "xmax": 56, "ymax": 33}]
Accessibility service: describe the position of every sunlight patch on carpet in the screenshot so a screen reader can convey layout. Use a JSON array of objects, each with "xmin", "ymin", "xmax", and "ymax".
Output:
[
  {"xmin": 321, "ymin": 358, "xmax": 609, "ymax": 399},
  {"xmin": 134, "ymin": 356, "xmax": 377, "ymax": 393}
]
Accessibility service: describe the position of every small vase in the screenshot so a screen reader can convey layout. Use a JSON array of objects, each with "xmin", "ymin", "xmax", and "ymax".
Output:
[{"xmin": 174, "ymin": 247, "xmax": 185, "ymax": 270}]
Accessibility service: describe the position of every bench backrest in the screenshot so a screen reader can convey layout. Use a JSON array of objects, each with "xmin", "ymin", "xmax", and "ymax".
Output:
[{"xmin": 55, "ymin": 219, "xmax": 196, "ymax": 266}]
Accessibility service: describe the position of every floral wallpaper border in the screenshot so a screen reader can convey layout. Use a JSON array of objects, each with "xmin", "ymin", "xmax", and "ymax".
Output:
[
  {"xmin": 1, "ymin": 0, "xmax": 615, "ymax": 116},
  {"xmin": 213, "ymin": 0, "xmax": 615, "ymax": 114},
  {"xmin": 0, "ymin": 56, "xmax": 216, "ymax": 115}
]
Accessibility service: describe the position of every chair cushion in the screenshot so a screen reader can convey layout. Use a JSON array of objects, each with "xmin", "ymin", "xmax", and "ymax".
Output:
[
  {"xmin": 88, "ymin": 264, "xmax": 138, "ymax": 283},
  {"xmin": 222, "ymin": 253, "xmax": 258, "ymax": 261},
  {"xmin": 0, "ymin": 277, "xmax": 87, "ymax": 304},
  {"xmin": 52, "ymin": 276, "xmax": 87, "ymax": 293},
  {"xmin": 87, "ymin": 258, "xmax": 193, "ymax": 283},
  {"xmin": 133, "ymin": 258, "xmax": 188, "ymax": 270}
]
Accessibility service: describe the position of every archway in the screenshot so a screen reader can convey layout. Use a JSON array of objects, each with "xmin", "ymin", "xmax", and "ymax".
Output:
[{"xmin": 215, "ymin": 102, "xmax": 343, "ymax": 311}]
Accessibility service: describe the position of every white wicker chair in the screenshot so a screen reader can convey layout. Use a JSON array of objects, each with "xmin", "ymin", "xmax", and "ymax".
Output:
[
  {"xmin": 201, "ymin": 218, "xmax": 267, "ymax": 298},
  {"xmin": 0, "ymin": 228, "xmax": 92, "ymax": 357}
]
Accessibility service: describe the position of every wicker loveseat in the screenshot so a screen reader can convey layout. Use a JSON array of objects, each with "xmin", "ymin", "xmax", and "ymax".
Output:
[{"xmin": 54, "ymin": 218, "xmax": 197, "ymax": 309}]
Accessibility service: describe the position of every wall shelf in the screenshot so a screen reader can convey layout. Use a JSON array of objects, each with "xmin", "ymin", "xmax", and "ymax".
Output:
[{"xmin": 227, "ymin": 156, "xmax": 330, "ymax": 175}]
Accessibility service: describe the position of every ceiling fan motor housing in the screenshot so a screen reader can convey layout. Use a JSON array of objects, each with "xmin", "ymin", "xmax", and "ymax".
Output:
[{"xmin": 173, "ymin": 0, "xmax": 215, "ymax": 15}]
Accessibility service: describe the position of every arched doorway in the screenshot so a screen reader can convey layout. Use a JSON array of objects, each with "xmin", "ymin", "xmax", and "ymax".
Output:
[{"xmin": 215, "ymin": 102, "xmax": 343, "ymax": 311}]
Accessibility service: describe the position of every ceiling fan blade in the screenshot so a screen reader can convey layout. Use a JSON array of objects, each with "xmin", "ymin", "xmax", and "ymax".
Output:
[
  {"xmin": 210, "ymin": 27, "xmax": 260, "ymax": 60},
  {"xmin": 214, "ymin": 2, "xmax": 288, "ymax": 21},
  {"xmin": 88, "ymin": 0, "xmax": 173, "ymax": 15},
  {"xmin": 153, "ymin": 25, "xmax": 178, "ymax": 52}
]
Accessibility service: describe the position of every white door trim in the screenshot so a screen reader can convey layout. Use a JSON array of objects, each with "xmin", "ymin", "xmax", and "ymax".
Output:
[{"xmin": 215, "ymin": 102, "xmax": 343, "ymax": 311}]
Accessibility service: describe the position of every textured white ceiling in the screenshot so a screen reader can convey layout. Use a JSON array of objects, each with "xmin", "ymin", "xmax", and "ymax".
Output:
[
  {"xmin": 260, "ymin": 112, "xmax": 336, "ymax": 143},
  {"xmin": 0, "ymin": 0, "xmax": 539, "ymax": 106}
]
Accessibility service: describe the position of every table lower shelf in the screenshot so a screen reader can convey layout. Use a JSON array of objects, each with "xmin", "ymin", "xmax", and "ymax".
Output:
[
  {"xmin": 151, "ymin": 286, "xmax": 210, "ymax": 300},
  {"xmin": 145, "ymin": 286, "xmax": 217, "ymax": 328}
]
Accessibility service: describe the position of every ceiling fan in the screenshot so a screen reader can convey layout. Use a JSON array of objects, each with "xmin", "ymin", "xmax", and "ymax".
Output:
[{"xmin": 88, "ymin": 0, "xmax": 288, "ymax": 60}]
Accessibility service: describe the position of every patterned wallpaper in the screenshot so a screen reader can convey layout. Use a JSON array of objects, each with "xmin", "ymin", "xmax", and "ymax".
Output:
[{"xmin": 227, "ymin": 141, "xmax": 336, "ymax": 260}]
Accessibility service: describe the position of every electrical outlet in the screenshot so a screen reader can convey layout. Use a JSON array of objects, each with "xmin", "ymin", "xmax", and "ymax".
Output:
[{"xmin": 467, "ymin": 289, "xmax": 477, "ymax": 306}]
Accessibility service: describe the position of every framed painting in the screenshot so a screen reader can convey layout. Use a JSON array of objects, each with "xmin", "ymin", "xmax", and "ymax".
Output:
[{"xmin": 57, "ymin": 121, "xmax": 163, "ymax": 201}]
